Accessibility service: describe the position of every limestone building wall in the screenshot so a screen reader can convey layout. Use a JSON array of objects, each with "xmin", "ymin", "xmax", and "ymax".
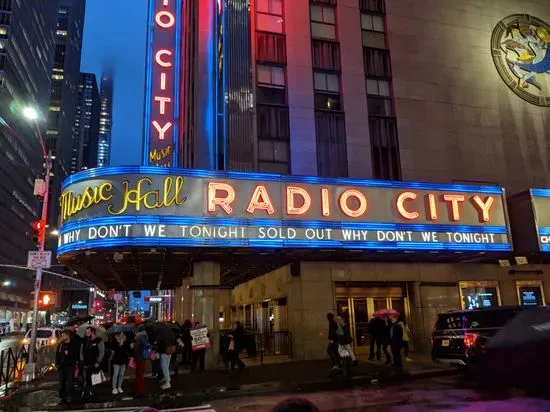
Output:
[{"xmin": 387, "ymin": 0, "xmax": 550, "ymax": 193}]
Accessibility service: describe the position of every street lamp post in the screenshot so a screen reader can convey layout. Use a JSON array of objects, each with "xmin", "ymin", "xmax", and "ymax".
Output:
[{"xmin": 21, "ymin": 107, "xmax": 52, "ymax": 381}]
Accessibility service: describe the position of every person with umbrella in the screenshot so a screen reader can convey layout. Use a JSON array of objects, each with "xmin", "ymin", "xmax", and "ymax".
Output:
[
  {"xmin": 80, "ymin": 327, "xmax": 105, "ymax": 399},
  {"xmin": 55, "ymin": 330, "xmax": 77, "ymax": 405}
]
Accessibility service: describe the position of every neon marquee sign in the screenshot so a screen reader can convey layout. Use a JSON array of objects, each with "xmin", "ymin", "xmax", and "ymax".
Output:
[
  {"xmin": 143, "ymin": 0, "xmax": 182, "ymax": 167},
  {"xmin": 57, "ymin": 167, "xmax": 512, "ymax": 254}
]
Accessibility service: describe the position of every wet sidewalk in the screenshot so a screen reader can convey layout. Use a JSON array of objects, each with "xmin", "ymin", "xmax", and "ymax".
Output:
[{"xmin": 3, "ymin": 353, "xmax": 456, "ymax": 411}]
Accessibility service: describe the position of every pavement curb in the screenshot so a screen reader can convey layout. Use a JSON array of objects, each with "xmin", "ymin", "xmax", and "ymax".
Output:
[{"xmin": 15, "ymin": 366, "xmax": 458, "ymax": 411}]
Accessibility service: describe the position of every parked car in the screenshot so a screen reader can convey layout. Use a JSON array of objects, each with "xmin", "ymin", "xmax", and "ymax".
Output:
[
  {"xmin": 431, "ymin": 306, "xmax": 532, "ymax": 370},
  {"xmin": 22, "ymin": 327, "xmax": 62, "ymax": 350}
]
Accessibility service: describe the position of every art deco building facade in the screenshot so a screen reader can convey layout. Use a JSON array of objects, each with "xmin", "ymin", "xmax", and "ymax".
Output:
[{"xmin": 173, "ymin": 0, "xmax": 550, "ymax": 357}]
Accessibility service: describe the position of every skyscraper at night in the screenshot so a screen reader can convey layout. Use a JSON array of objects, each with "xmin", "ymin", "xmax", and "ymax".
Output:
[
  {"xmin": 71, "ymin": 72, "xmax": 100, "ymax": 174},
  {"xmin": 97, "ymin": 71, "xmax": 113, "ymax": 167},
  {"xmin": 0, "ymin": 0, "xmax": 58, "ymax": 327},
  {"xmin": 46, "ymin": 0, "xmax": 85, "ymax": 228}
]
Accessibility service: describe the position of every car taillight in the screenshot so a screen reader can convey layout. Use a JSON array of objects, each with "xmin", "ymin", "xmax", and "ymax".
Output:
[{"xmin": 464, "ymin": 332, "xmax": 480, "ymax": 348}]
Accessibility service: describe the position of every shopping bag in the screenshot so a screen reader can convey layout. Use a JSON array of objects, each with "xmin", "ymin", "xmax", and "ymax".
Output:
[
  {"xmin": 228, "ymin": 338, "xmax": 235, "ymax": 351},
  {"xmin": 128, "ymin": 357, "xmax": 136, "ymax": 369},
  {"xmin": 91, "ymin": 370, "xmax": 105, "ymax": 386},
  {"xmin": 338, "ymin": 345, "xmax": 350, "ymax": 359}
]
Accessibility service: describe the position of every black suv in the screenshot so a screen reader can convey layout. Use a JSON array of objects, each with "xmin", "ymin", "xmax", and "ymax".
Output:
[{"xmin": 431, "ymin": 306, "xmax": 530, "ymax": 369}]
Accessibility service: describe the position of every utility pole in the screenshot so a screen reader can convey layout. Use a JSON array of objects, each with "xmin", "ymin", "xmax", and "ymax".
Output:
[{"xmin": 24, "ymin": 150, "xmax": 52, "ymax": 381}]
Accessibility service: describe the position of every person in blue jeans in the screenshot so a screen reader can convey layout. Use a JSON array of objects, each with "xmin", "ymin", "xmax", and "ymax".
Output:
[
  {"xmin": 156, "ymin": 338, "xmax": 175, "ymax": 390},
  {"xmin": 110, "ymin": 332, "xmax": 131, "ymax": 395}
]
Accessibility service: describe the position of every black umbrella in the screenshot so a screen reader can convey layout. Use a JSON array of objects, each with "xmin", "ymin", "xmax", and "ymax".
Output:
[
  {"xmin": 64, "ymin": 313, "xmax": 94, "ymax": 327},
  {"xmin": 148, "ymin": 322, "xmax": 176, "ymax": 345},
  {"xmin": 478, "ymin": 306, "xmax": 550, "ymax": 394}
]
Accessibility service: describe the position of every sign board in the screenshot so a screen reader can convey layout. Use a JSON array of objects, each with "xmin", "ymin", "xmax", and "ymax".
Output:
[
  {"xmin": 71, "ymin": 303, "xmax": 88, "ymax": 310},
  {"xmin": 57, "ymin": 167, "xmax": 512, "ymax": 255},
  {"xmin": 509, "ymin": 189, "xmax": 550, "ymax": 253},
  {"xmin": 27, "ymin": 251, "xmax": 52, "ymax": 269},
  {"xmin": 143, "ymin": 0, "xmax": 182, "ymax": 167},
  {"xmin": 190, "ymin": 326, "xmax": 210, "ymax": 350},
  {"xmin": 145, "ymin": 296, "xmax": 163, "ymax": 303}
]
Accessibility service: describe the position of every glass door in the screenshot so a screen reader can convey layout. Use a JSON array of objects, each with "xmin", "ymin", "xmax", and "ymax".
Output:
[{"xmin": 352, "ymin": 298, "xmax": 369, "ymax": 349}]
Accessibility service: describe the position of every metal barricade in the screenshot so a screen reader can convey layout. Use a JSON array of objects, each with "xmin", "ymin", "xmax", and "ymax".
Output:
[
  {"xmin": 219, "ymin": 330, "xmax": 293, "ymax": 364},
  {"xmin": 36, "ymin": 344, "xmax": 57, "ymax": 376},
  {"xmin": 0, "ymin": 345, "xmax": 28, "ymax": 393}
]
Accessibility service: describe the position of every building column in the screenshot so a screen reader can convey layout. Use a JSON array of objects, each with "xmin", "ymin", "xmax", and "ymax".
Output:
[{"xmin": 191, "ymin": 262, "xmax": 221, "ymax": 369}]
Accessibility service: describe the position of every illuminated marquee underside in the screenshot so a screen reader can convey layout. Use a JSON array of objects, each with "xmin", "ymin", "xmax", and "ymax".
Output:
[{"xmin": 57, "ymin": 167, "xmax": 513, "ymax": 256}]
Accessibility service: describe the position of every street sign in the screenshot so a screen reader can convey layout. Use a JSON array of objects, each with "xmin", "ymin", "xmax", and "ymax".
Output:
[
  {"xmin": 145, "ymin": 296, "xmax": 162, "ymax": 303},
  {"xmin": 27, "ymin": 251, "xmax": 52, "ymax": 269}
]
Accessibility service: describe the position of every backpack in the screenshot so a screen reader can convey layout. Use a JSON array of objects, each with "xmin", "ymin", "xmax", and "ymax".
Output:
[{"xmin": 141, "ymin": 342, "xmax": 153, "ymax": 360}]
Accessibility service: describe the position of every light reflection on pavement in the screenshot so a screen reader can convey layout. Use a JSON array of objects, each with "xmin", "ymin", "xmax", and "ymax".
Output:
[{"xmin": 209, "ymin": 376, "xmax": 550, "ymax": 412}]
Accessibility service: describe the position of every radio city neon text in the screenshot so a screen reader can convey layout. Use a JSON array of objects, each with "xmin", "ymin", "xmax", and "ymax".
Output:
[{"xmin": 208, "ymin": 182, "xmax": 496, "ymax": 223}]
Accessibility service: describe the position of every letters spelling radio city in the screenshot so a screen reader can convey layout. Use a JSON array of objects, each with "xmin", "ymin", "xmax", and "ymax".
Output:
[
  {"xmin": 59, "ymin": 176, "xmax": 496, "ymax": 224},
  {"xmin": 149, "ymin": 0, "xmax": 177, "ymax": 166}
]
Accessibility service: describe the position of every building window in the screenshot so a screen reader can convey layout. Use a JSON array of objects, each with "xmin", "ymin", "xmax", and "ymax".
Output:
[
  {"xmin": 310, "ymin": 5, "xmax": 336, "ymax": 40},
  {"xmin": 257, "ymin": 64, "xmax": 286, "ymax": 105},
  {"xmin": 257, "ymin": 64, "xmax": 285, "ymax": 87},
  {"xmin": 314, "ymin": 71, "xmax": 341, "ymax": 111},
  {"xmin": 367, "ymin": 96, "xmax": 392, "ymax": 116},
  {"xmin": 369, "ymin": 117, "xmax": 400, "ymax": 180},
  {"xmin": 363, "ymin": 47, "xmax": 391, "ymax": 77},
  {"xmin": 361, "ymin": 13, "xmax": 385, "ymax": 48},
  {"xmin": 256, "ymin": 0, "xmax": 283, "ymax": 33},
  {"xmin": 258, "ymin": 140, "xmax": 289, "ymax": 163},
  {"xmin": 315, "ymin": 111, "xmax": 347, "ymax": 177},
  {"xmin": 256, "ymin": 32, "xmax": 286, "ymax": 64},
  {"xmin": 359, "ymin": 0, "xmax": 385, "ymax": 13},
  {"xmin": 0, "ymin": 0, "xmax": 11, "ymax": 12},
  {"xmin": 257, "ymin": 105, "xmax": 289, "ymax": 139},
  {"xmin": 0, "ymin": 11, "xmax": 10, "ymax": 25},
  {"xmin": 312, "ymin": 40, "xmax": 340, "ymax": 71}
]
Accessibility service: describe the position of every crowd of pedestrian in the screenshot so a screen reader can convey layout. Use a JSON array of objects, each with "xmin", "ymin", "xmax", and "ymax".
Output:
[
  {"xmin": 54, "ymin": 319, "xmax": 249, "ymax": 405},
  {"xmin": 326, "ymin": 310, "xmax": 412, "ymax": 373}
]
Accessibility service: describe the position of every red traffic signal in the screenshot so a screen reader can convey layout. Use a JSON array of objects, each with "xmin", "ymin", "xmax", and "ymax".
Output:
[
  {"xmin": 31, "ymin": 220, "xmax": 46, "ymax": 247},
  {"xmin": 38, "ymin": 291, "xmax": 56, "ymax": 308}
]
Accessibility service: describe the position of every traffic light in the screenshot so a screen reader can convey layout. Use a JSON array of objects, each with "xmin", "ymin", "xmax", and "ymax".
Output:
[
  {"xmin": 38, "ymin": 291, "xmax": 56, "ymax": 309},
  {"xmin": 31, "ymin": 220, "xmax": 45, "ymax": 247}
]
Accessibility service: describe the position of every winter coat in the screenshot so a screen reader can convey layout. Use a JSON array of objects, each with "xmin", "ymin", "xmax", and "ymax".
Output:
[
  {"xmin": 134, "ymin": 331, "xmax": 148, "ymax": 362},
  {"xmin": 368, "ymin": 317, "xmax": 386, "ymax": 337},
  {"xmin": 80, "ymin": 336, "xmax": 105, "ymax": 366},
  {"xmin": 389, "ymin": 321, "xmax": 404, "ymax": 347},
  {"xmin": 56, "ymin": 340, "xmax": 77, "ymax": 368},
  {"xmin": 111, "ymin": 339, "xmax": 132, "ymax": 365},
  {"xmin": 232, "ymin": 325, "xmax": 245, "ymax": 352},
  {"xmin": 328, "ymin": 319, "xmax": 341, "ymax": 343}
]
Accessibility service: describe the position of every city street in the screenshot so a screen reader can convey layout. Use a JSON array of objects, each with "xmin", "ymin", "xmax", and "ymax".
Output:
[
  {"xmin": 206, "ymin": 376, "xmax": 550, "ymax": 412},
  {"xmin": 47, "ymin": 376, "xmax": 550, "ymax": 412}
]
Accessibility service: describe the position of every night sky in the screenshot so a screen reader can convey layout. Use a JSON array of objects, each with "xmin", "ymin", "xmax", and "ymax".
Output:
[{"xmin": 80, "ymin": 0, "xmax": 148, "ymax": 165}]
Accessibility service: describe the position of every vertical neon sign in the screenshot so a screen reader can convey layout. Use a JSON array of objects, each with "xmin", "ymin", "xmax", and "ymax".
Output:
[{"xmin": 143, "ymin": 0, "xmax": 181, "ymax": 167}]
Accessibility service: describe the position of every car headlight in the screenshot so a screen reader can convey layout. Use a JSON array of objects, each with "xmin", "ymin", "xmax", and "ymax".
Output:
[{"xmin": 49, "ymin": 338, "xmax": 57, "ymax": 345}]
